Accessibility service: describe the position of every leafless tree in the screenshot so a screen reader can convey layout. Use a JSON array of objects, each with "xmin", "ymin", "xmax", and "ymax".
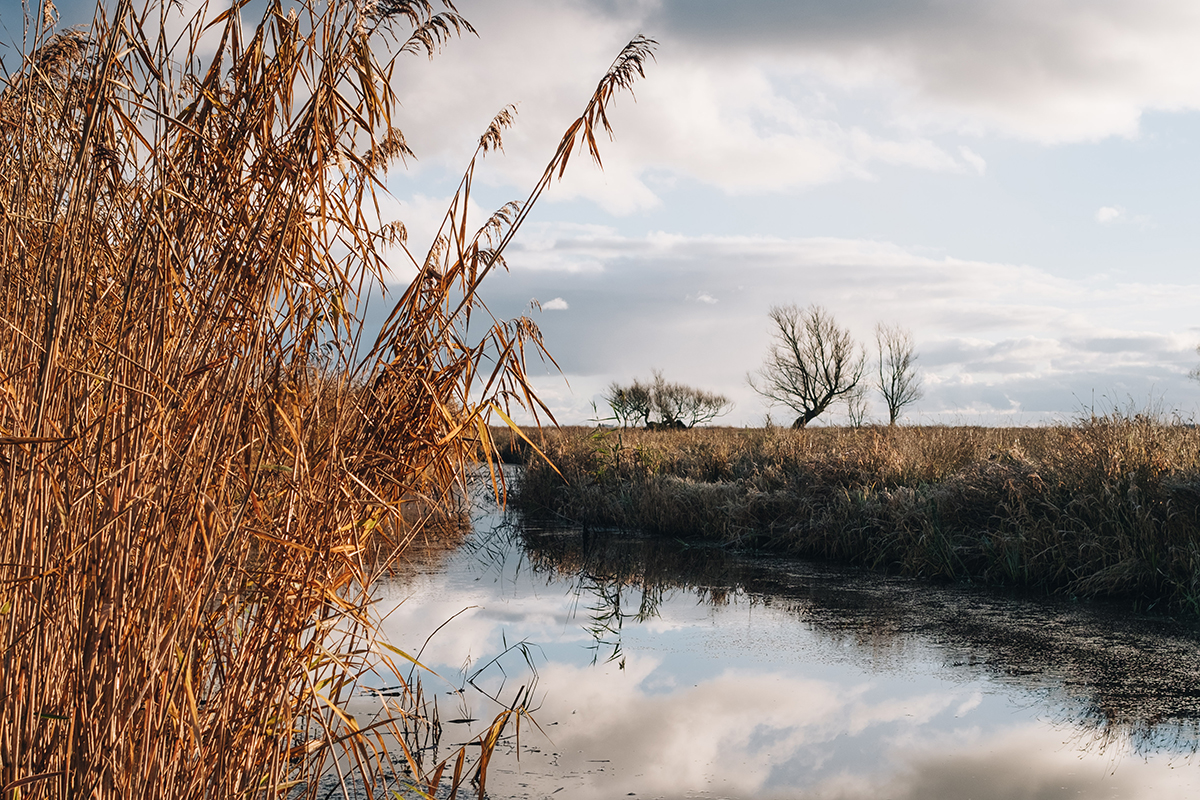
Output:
[
  {"xmin": 845, "ymin": 385, "xmax": 870, "ymax": 428},
  {"xmin": 607, "ymin": 371, "xmax": 731, "ymax": 428},
  {"xmin": 750, "ymin": 304, "xmax": 864, "ymax": 428},
  {"xmin": 652, "ymin": 371, "xmax": 732, "ymax": 427},
  {"xmin": 875, "ymin": 322, "xmax": 922, "ymax": 425},
  {"xmin": 684, "ymin": 388, "xmax": 734, "ymax": 427},
  {"xmin": 605, "ymin": 378, "xmax": 653, "ymax": 427}
]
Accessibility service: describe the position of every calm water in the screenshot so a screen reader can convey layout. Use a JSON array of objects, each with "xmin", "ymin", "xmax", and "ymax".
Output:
[{"xmin": 363, "ymin": 498, "xmax": 1200, "ymax": 799}]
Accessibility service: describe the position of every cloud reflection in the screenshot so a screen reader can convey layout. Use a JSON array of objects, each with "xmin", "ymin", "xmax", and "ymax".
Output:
[
  {"xmin": 468, "ymin": 654, "xmax": 1196, "ymax": 800},
  {"xmin": 373, "ymin": 524, "xmax": 1200, "ymax": 800}
]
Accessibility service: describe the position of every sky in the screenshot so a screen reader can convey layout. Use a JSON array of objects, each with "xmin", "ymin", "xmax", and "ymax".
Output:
[{"xmin": 8, "ymin": 0, "xmax": 1200, "ymax": 426}]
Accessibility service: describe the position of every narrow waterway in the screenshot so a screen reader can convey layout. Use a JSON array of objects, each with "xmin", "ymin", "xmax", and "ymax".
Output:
[{"xmin": 366, "ymin": 495, "xmax": 1200, "ymax": 799}]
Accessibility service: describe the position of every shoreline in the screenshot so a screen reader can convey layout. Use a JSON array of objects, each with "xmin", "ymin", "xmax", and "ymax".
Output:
[{"xmin": 503, "ymin": 417, "xmax": 1200, "ymax": 615}]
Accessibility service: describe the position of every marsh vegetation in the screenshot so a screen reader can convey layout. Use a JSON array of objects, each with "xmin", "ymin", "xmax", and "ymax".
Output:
[
  {"xmin": 510, "ymin": 415, "xmax": 1200, "ymax": 615},
  {"xmin": 0, "ymin": 0, "xmax": 650, "ymax": 796}
]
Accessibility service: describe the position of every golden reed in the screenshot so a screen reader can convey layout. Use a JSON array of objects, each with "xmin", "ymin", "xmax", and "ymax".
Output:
[{"xmin": 0, "ymin": 1, "xmax": 652, "ymax": 796}]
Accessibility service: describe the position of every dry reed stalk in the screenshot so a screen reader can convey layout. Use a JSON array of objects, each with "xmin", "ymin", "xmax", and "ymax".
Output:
[{"xmin": 0, "ymin": 0, "xmax": 652, "ymax": 797}]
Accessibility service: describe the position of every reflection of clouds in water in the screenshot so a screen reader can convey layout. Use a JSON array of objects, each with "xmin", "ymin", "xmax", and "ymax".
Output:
[
  {"xmin": 513, "ymin": 657, "xmax": 972, "ymax": 799},
  {"xmin": 375, "ymin": 579, "xmax": 587, "ymax": 681},
  {"xmin": 954, "ymin": 691, "xmax": 984, "ymax": 717},
  {"xmin": 490, "ymin": 657, "xmax": 1195, "ymax": 799},
  {"xmin": 372, "ymin": 526, "xmax": 1200, "ymax": 799},
  {"xmin": 816, "ymin": 724, "xmax": 1198, "ymax": 800},
  {"xmin": 378, "ymin": 553, "xmax": 714, "ymax": 677}
]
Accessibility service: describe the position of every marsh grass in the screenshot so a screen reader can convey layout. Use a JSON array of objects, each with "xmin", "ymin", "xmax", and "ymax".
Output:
[
  {"xmin": 0, "ymin": 1, "xmax": 651, "ymax": 796},
  {"xmin": 512, "ymin": 417, "xmax": 1200, "ymax": 614}
]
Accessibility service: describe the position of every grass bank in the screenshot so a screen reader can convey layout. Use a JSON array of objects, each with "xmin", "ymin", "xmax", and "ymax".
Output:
[{"xmin": 508, "ymin": 418, "xmax": 1200, "ymax": 614}]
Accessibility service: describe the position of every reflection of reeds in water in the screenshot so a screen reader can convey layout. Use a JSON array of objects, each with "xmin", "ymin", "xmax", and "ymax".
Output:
[
  {"xmin": 519, "ymin": 525, "xmax": 742, "ymax": 663},
  {"xmin": 0, "ymin": 3, "xmax": 650, "ymax": 797},
  {"xmin": 514, "ymin": 521, "xmax": 1200, "ymax": 758},
  {"xmin": 515, "ymin": 419, "xmax": 1200, "ymax": 613}
]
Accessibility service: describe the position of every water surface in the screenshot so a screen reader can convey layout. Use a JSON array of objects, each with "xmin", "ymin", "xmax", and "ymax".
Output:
[{"xmin": 370, "ymin": 504, "xmax": 1200, "ymax": 799}]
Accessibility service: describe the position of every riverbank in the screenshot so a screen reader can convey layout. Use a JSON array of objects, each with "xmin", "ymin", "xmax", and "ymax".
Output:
[{"xmin": 505, "ymin": 416, "xmax": 1200, "ymax": 614}]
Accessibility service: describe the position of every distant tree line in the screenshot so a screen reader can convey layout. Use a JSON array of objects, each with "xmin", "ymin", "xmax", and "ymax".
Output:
[
  {"xmin": 606, "ymin": 370, "xmax": 731, "ymax": 429},
  {"xmin": 603, "ymin": 307, "xmax": 920, "ymax": 430},
  {"xmin": 750, "ymin": 303, "xmax": 922, "ymax": 428}
]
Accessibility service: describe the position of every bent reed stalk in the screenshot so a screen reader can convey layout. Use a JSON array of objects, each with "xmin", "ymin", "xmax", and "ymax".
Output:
[
  {"xmin": 512, "ymin": 417, "xmax": 1200, "ymax": 615},
  {"xmin": 0, "ymin": 0, "xmax": 652, "ymax": 796}
]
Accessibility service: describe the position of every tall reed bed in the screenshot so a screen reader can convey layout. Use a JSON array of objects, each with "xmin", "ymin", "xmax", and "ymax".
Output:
[
  {"xmin": 513, "ymin": 418, "xmax": 1200, "ymax": 613},
  {"xmin": 0, "ymin": 1, "xmax": 650, "ymax": 796}
]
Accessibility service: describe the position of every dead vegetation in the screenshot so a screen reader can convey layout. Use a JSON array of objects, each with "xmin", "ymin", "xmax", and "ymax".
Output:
[
  {"xmin": 511, "ymin": 417, "xmax": 1200, "ymax": 614},
  {"xmin": 0, "ymin": 0, "xmax": 651, "ymax": 797}
]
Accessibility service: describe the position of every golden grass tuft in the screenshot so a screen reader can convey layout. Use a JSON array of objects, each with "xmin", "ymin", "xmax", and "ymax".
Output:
[{"xmin": 0, "ymin": 1, "xmax": 652, "ymax": 797}]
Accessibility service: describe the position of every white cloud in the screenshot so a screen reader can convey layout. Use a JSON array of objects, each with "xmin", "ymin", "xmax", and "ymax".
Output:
[
  {"xmin": 541, "ymin": 296, "xmax": 570, "ymax": 310},
  {"xmin": 373, "ymin": 0, "xmax": 1200, "ymax": 215},
  {"xmin": 470, "ymin": 225, "xmax": 1200, "ymax": 425},
  {"xmin": 55, "ymin": 0, "xmax": 1200, "ymax": 220},
  {"xmin": 385, "ymin": 1, "xmax": 661, "ymax": 211},
  {"xmin": 649, "ymin": 0, "xmax": 1200, "ymax": 144},
  {"xmin": 850, "ymin": 128, "xmax": 961, "ymax": 172},
  {"xmin": 958, "ymin": 145, "xmax": 987, "ymax": 176},
  {"xmin": 389, "ymin": 0, "xmax": 1200, "ymax": 209},
  {"xmin": 693, "ymin": 292, "xmax": 718, "ymax": 304},
  {"xmin": 1094, "ymin": 204, "xmax": 1155, "ymax": 229}
]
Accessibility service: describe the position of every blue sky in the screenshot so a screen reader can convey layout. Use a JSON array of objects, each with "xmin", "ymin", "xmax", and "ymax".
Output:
[
  {"xmin": 8, "ymin": 0, "xmax": 1200, "ymax": 425},
  {"xmin": 379, "ymin": 0, "xmax": 1200, "ymax": 425}
]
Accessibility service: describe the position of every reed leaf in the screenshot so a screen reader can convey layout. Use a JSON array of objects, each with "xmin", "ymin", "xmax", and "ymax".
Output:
[{"xmin": 0, "ymin": 0, "xmax": 653, "ymax": 796}]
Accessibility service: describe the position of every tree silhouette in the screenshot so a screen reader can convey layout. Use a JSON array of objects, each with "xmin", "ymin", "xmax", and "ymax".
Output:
[
  {"xmin": 875, "ymin": 322, "xmax": 922, "ymax": 425},
  {"xmin": 606, "ymin": 371, "xmax": 731, "ymax": 428},
  {"xmin": 751, "ymin": 304, "xmax": 864, "ymax": 428}
]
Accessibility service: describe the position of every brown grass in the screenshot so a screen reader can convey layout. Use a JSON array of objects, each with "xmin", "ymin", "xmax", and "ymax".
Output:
[
  {"xmin": 512, "ymin": 417, "xmax": 1200, "ymax": 614},
  {"xmin": 0, "ymin": 2, "xmax": 651, "ymax": 797}
]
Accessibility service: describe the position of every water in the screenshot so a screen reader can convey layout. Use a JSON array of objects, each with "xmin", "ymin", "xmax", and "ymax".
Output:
[{"xmin": 366, "ymin": 501, "xmax": 1200, "ymax": 799}]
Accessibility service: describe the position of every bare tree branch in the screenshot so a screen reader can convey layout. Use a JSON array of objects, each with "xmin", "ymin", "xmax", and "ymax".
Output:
[
  {"xmin": 875, "ymin": 322, "xmax": 922, "ymax": 425},
  {"xmin": 606, "ymin": 370, "xmax": 731, "ymax": 428},
  {"xmin": 845, "ymin": 384, "xmax": 870, "ymax": 428},
  {"xmin": 605, "ymin": 377, "xmax": 652, "ymax": 427},
  {"xmin": 750, "ymin": 304, "xmax": 864, "ymax": 428}
]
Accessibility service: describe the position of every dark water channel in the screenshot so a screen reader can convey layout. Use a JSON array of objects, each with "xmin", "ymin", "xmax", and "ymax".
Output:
[{"xmin": 366, "ymin": 497, "xmax": 1200, "ymax": 799}]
